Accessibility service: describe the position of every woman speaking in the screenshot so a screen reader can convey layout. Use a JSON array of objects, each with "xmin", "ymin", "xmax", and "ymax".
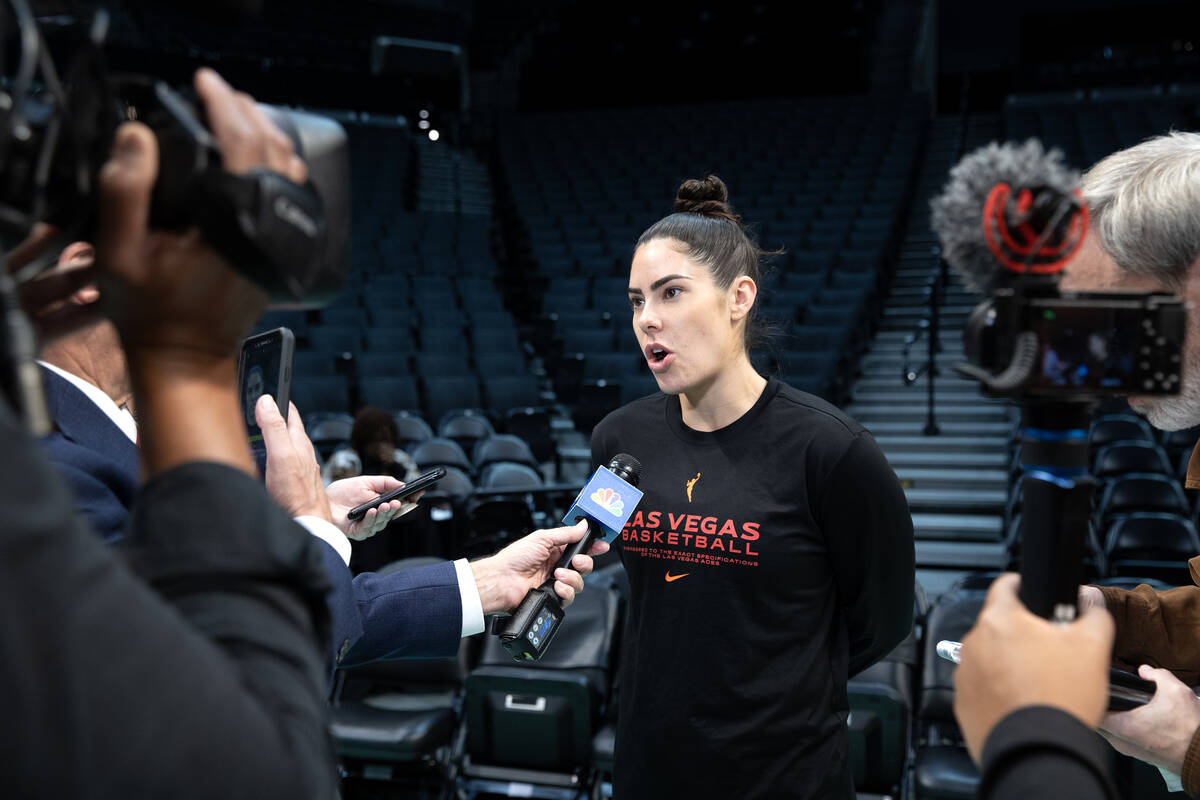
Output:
[{"xmin": 590, "ymin": 176, "xmax": 915, "ymax": 799}]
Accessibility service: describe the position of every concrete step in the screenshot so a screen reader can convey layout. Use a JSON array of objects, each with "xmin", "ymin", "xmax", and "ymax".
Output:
[
  {"xmin": 847, "ymin": 404, "xmax": 1015, "ymax": 423},
  {"xmin": 895, "ymin": 467, "xmax": 1009, "ymax": 491},
  {"xmin": 873, "ymin": 434, "xmax": 1011, "ymax": 453},
  {"xmin": 879, "ymin": 316, "xmax": 968, "ymax": 332},
  {"xmin": 860, "ymin": 354, "xmax": 969, "ymax": 370},
  {"xmin": 851, "ymin": 388, "xmax": 987, "ymax": 404},
  {"xmin": 861, "ymin": 352, "xmax": 967, "ymax": 369},
  {"xmin": 852, "ymin": 377, "xmax": 982, "ymax": 393},
  {"xmin": 882, "ymin": 450, "xmax": 1009, "ymax": 470},
  {"xmin": 859, "ymin": 364, "xmax": 972, "ymax": 381},
  {"xmin": 875, "ymin": 329, "xmax": 966, "ymax": 344},
  {"xmin": 886, "ymin": 295, "xmax": 975, "ymax": 309},
  {"xmin": 883, "ymin": 304, "xmax": 977, "ymax": 319},
  {"xmin": 912, "ymin": 513, "xmax": 1006, "ymax": 541},
  {"xmin": 890, "ymin": 284, "xmax": 978, "ymax": 298},
  {"xmin": 904, "ymin": 487, "xmax": 1008, "ymax": 513},
  {"xmin": 915, "ymin": 540, "xmax": 1009, "ymax": 569},
  {"xmin": 863, "ymin": 420, "xmax": 1017, "ymax": 437},
  {"xmin": 866, "ymin": 344, "xmax": 968, "ymax": 360}
]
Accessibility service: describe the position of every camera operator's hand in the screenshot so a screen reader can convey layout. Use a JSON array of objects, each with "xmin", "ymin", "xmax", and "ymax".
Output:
[
  {"xmin": 9, "ymin": 231, "xmax": 101, "ymax": 346},
  {"xmin": 469, "ymin": 521, "xmax": 611, "ymax": 614},
  {"xmin": 1098, "ymin": 665, "xmax": 1200, "ymax": 775},
  {"xmin": 954, "ymin": 573, "xmax": 1115, "ymax": 764},
  {"xmin": 1079, "ymin": 584, "xmax": 1107, "ymax": 614},
  {"xmin": 97, "ymin": 68, "xmax": 305, "ymax": 359},
  {"xmin": 93, "ymin": 68, "xmax": 307, "ymax": 476},
  {"xmin": 258, "ymin": 395, "xmax": 330, "ymax": 523},
  {"xmin": 326, "ymin": 475, "xmax": 421, "ymax": 541}
]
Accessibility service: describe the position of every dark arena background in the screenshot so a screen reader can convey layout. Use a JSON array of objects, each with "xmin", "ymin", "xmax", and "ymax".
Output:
[{"xmin": 71, "ymin": 1, "xmax": 1200, "ymax": 797}]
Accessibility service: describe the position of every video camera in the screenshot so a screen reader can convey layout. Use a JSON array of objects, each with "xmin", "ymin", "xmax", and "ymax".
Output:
[
  {"xmin": 0, "ymin": 1, "xmax": 348, "ymax": 304},
  {"xmin": 933, "ymin": 140, "xmax": 1185, "ymax": 402},
  {"xmin": 931, "ymin": 139, "xmax": 1188, "ymax": 623},
  {"xmin": 0, "ymin": 0, "xmax": 348, "ymax": 431}
]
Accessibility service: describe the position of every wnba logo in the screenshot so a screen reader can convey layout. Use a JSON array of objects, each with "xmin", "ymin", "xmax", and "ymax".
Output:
[{"xmin": 591, "ymin": 487, "xmax": 625, "ymax": 516}]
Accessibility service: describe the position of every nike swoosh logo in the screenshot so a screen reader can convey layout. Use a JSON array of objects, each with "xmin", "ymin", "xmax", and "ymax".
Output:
[{"xmin": 665, "ymin": 572, "xmax": 689, "ymax": 582}]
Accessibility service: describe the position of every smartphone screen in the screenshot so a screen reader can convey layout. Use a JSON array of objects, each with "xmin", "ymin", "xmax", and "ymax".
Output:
[{"xmin": 239, "ymin": 327, "xmax": 295, "ymax": 475}]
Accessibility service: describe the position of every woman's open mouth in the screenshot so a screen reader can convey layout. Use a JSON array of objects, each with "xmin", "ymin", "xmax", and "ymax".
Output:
[{"xmin": 645, "ymin": 343, "xmax": 674, "ymax": 372}]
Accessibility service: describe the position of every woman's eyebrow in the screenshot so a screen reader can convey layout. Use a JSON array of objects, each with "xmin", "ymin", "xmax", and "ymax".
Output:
[{"xmin": 629, "ymin": 274, "xmax": 693, "ymax": 295}]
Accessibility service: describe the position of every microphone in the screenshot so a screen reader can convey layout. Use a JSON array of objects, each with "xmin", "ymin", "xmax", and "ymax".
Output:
[
  {"xmin": 497, "ymin": 453, "xmax": 643, "ymax": 662},
  {"xmin": 930, "ymin": 139, "xmax": 1089, "ymax": 293}
]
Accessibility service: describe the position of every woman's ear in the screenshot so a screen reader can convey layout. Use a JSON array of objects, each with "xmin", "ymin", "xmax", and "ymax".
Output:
[{"xmin": 729, "ymin": 275, "xmax": 758, "ymax": 322}]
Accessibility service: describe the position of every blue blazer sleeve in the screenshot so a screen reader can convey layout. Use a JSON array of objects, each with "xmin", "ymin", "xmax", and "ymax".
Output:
[
  {"xmin": 38, "ymin": 363, "xmax": 464, "ymax": 673},
  {"xmin": 336, "ymin": 559, "xmax": 464, "ymax": 667}
]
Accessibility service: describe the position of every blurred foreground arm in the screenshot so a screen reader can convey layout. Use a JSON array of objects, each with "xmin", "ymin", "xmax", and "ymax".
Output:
[
  {"xmin": 0, "ymin": 68, "xmax": 334, "ymax": 797},
  {"xmin": 954, "ymin": 573, "xmax": 1117, "ymax": 799}
]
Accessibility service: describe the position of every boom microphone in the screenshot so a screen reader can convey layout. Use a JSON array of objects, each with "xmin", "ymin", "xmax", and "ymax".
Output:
[{"xmin": 930, "ymin": 139, "xmax": 1089, "ymax": 293}]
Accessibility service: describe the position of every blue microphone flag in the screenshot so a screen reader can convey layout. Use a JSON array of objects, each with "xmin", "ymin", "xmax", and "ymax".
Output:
[{"xmin": 561, "ymin": 464, "xmax": 644, "ymax": 542}]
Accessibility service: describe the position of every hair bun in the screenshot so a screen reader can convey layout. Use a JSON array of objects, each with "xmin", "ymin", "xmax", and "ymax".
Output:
[{"xmin": 674, "ymin": 175, "xmax": 740, "ymax": 222}]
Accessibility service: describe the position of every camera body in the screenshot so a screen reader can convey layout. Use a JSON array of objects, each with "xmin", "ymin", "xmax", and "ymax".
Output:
[
  {"xmin": 961, "ymin": 285, "xmax": 1186, "ymax": 401},
  {"xmin": 0, "ymin": 23, "xmax": 348, "ymax": 307}
]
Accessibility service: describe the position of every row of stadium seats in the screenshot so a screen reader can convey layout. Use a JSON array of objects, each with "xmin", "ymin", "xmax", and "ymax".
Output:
[{"xmin": 329, "ymin": 564, "xmax": 1177, "ymax": 800}]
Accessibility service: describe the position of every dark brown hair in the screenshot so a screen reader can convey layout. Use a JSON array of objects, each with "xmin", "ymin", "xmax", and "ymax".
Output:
[
  {"xmin": 636, "ymin": 175, "xmax": 767, "ymax": 350},
  {"xmin": 351, "ymin": 406, "xmax": 398, "ymax": 456}
]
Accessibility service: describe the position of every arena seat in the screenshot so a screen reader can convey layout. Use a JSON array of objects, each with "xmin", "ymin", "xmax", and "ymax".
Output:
[
  {"xmin": 461, "ymin": 584, "xmax": 621, "ymax": 791},
  {"xmin": 912, "ymin": 576, "xmax": 994, "ymax": 799},
  {"xmin": 438, "ymin": 410, "xmax": 496, "ymax": 457}
]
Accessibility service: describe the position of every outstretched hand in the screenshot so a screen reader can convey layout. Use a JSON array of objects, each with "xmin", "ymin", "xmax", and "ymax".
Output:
[
  {"xmin": 326, "ymin": 475, "xmax": 422, "ymax": 541},
  {"xmin": 470, "ymin": 520, "xmax": 611, "ymax": 614},
  {"xmin": 1099, "ymin": 664, "xmax": 1200, "ymax": 775}
]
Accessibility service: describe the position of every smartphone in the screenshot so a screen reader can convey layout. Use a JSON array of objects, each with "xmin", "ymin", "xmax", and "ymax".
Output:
[
  {"xmin": 347, "ymin": 466, "xmax": 446, "ymax": 521},
  {"xmin": 237, "ymin": 327, "xmax": 295, "ymax": 475},
  {"xmin": 937, "ymin": 640, "xmax": 1183, "ymax": 712}
]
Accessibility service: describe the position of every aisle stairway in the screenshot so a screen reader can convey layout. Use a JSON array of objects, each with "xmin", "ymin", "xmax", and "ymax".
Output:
[{"xmin": 850, "ymin": 112, "xmax": 1015, "ymax": 597}]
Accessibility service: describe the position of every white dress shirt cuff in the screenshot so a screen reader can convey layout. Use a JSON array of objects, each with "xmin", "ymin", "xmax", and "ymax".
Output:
[
  {"xmin": 455, "ymin": 558, "xmax": 485, "ymax": 637},
  {"xmin": 294, "ymin": 516, "xmax": 352, "ymax": 567}
]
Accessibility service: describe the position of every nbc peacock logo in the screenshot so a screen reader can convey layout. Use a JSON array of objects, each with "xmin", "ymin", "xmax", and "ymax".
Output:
[{"xmin": 590, "ymin": 487, "xmax": 624, "ymax": 517}]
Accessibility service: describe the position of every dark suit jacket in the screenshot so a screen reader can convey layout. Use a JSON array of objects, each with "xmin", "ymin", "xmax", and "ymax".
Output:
[
  {"xmin": 0, "ymin": 397, "xmax": 336, "ymax": 799},
  {"xmin": 38, "ymin": 365, "xmax": 463, "ymax": 669}
]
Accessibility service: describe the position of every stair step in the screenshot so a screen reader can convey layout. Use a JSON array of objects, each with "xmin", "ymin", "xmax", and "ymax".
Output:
[
  {"xmin": 861, "ymin": 352, "xmax": 967, "ymax": 366},
  {"xmin": 883, "ymin": 450, "xmax": 1009, "ymax": 470},
  {"xmin": 862, "ymin": 421, "xmax": 1016, "ymax": 437},
  {"xmin": 847, "ymin": 404, "xmax": 1015, "ymax": 423},
  {"xmin": 886, "ymin": 295, "xmax": 974, "ymax": 309},
  {"xmin": 890, "ymin": 284, "xmax": 977, "ymax": 297},
  {"xmin": 852, "ymin": 377, "xmax": 982, "ymax": 393},
  {"xmin": 866, "ymin": 344, "xmax": 967, "ymax": 359},
  {"xmin": 912, "ymin": 513, "xmax": 1006, "ymax": 541},
  {"xmin": 904, "ymin": 487, "xmax": 1008, "ymax": 513},
  {"xmin": 873, "ymin": 435, "xmax": 1010, "ymax": 453},
  {"xmin": 852, "ymin": 390, "xmax": 984, "ymax": 404},
  {"xmin": 859, "ymin": 362, "xmax": 971, "ymax": 379},
  {"xmin": 915, "ymin": 540, "xmax": 1009, "ymax": 568},
  {"xmin": 878, "ymin": 317, "xmax": 968, "ymax": 331},
  {"xmin": 888, "ymin": 303, "xmax": 979, "ymax": 316},
  {"xmin": 896, "ymin": 467, "xmax": 1009, "ymax": 490}
]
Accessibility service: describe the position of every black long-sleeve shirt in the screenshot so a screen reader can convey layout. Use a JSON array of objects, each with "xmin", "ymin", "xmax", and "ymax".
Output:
[
  {"xmin": 980, "ymin": 706, "xmax": 1117, "ymax": 800},
  {"xmin": 0, "ymin": 400, "xmax": 336, "ymax": 799},
  {"xmin": 591, "ymin": 378, "xmax": 915, "ymax": 800}
]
